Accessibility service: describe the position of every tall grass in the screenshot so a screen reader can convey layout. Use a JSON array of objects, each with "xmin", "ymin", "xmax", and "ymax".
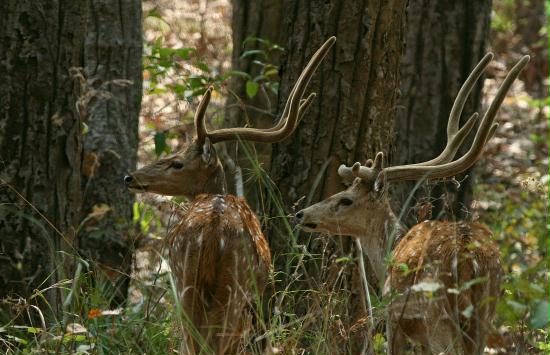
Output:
[{"xmin": 1, "ymin": 141, "xmax": 548, "ymax": 355}]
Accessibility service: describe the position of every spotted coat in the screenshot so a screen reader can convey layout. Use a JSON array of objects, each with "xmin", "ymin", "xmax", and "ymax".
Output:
[
  {"xmin": 387, "ymin": 220, "xmax": 502, "ymax": 354},
  {"xmin": 168, "ymin": 194, "xmax": 271, "ymax": 354}
]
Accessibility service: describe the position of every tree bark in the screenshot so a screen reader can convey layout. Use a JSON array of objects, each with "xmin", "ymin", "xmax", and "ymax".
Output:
[
  {"xmin": 0, "ymin": 0, "xmax": 87, "ymax": 316},
  {"xmin": 79, "ymin": 0, "xmax": 142, "ymax": 306},
  {"xmin": 229, "ymin": 0, "xmax": 407, "ymax": 352},
  {"xmin": 269, "ymin": 0, "xmax": 406, "ymax": 248},
  {"xmin": 223, "ymin": 0, "xmax": 285, "ymax": 206},
  {"xmin": 0, "ymin": 0, "xmax": 142, "ymax": 318},
  {"xmin": 392, "ymin": 0, "xmax": 492, "ymax": 224}
]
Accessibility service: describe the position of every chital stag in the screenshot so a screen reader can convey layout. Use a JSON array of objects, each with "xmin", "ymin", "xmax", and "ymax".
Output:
[
  {"xmin": 125, "ymin": 37, "xmax": 336, "ymax": 354},
  {"xmin": 295, "ymin": 54, "xmax": 529, "ymax": 354}
]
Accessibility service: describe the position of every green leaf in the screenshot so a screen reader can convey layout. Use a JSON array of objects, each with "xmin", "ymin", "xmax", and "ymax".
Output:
[
  {"xmin": 154, "ymin": 132, "xmax": 166, "ymax": 157},
  {"xmin": 243, "ymin": 37, "xmax": 269, "ymax": 47},
  {"xmin": 174, "ymin": 47, "xmax": 195, "ymax": 60},
  {"xmin": 6, "ymin": 335, "xmax": 28, "ymax": 345},
  {"xmin": 245, "ymin": 80, "xmax": 259, "ymax": 98},
  {"xmin": 226, "ymin": 70, "xmax": 250, "ymax": 79},
  {"xmin": 27, "ymin": 327, "xmax": 41, "ymax": 334},
  {"xmin": 188, "ymin": 76, "xmax": 204, "ymax": 89},
  {"xmin": 194, "ymin": 62, "xmax": 210, "ymax": 73},
  {"xmin": 507, "ymin": 300, "xmax": 528, "ymax": 314},
  {"xmin": 145, "ymin": 8, "xmax": 162, "ymax": 19},
  {"xmin": 263, "ymin": 68, "xmax": 278, "ymax": 77},
  {"xmin": 530, "ymin": 300, "xmax": 549, "ymax": 329},
  {"xmin": 241, "ymin": 49, "xmax": 267, "ymax": 59},
  {"xmin": 158, "ymin": 47, "xmax": 175, "ymax": 59},
  {"xmin": 335, "ymin": 256, "xmax": 353, "ymax": 264}
]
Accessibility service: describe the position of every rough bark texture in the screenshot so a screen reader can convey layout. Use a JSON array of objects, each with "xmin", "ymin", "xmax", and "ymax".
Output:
[
  {"xmin": 80, "ymin": 0, "xmax": 142, "ymax": 305},
  {"xmin": 392, "ymin": 0, "xmax": 492, "ymax": 225},
  {"xmin": 0, "ymin": 0, "xmax": 142, "ymax": 317},
  {"xmin": 223, "ymin": 0, "xmax": 285, "ymax": 206},
  {"xmin": 274, "ymin": 2, "xmax": 406, "ymax": 352},
  {"xmin": 231, "ymin": 0, "xmax": 406, "ymax": 352},
  {"xmin": 0, "ymin": 0, "xmax": 87, "ymax": 315},
  {"xmin": 269, "ymin": 0, "xmax": 405, "ymax": 244}
]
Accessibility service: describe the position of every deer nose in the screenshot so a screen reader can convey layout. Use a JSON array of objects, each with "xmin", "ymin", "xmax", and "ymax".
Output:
[
  {"xmin": 124, "ymin": 175, "xmax": 134, "ymax": 185},
  {"xmin": 295, "ymin": 210, "xmax": 304, "ymax": 221}
]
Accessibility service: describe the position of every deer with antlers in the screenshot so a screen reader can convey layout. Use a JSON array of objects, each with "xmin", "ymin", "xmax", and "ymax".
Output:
[
  {"xmin": 295, "ymin": 54, "xmax": 529, "ymax": 354},
  {"xmin": 125, "ymin": 37, "xmax": 336, "ymax": 354}
]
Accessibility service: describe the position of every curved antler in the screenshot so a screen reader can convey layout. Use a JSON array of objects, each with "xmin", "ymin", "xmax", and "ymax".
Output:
[
  {"xmin": 194, "ymin": 37, "xmax": 337, "ymax": 144},
  {"xmin": 374, "ymin": 54, "xmax": 530, "ymax": 188},
  {"xmin": 415, "ymin": 53, "xmax": 493, "ymax": 166},
  {"xmin": 338, "ymin": 154, "xmax": 382, "ymax": 183},
  {"xmin": 195, "ymin": 87, "xmax": 213, "ymax": 144},
  {"xmin": 336, "ymin": 54, "xmax": 530, "ymax": 191}
]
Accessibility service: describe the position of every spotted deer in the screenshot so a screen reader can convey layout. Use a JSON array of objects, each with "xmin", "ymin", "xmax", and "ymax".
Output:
[
  {"xmin": 125, "ymin": 37, "xmax": 336, "ymax": 354},
  {"xmin": 295, "ymin": 54, "xmax": 529, "ymax": 354}
]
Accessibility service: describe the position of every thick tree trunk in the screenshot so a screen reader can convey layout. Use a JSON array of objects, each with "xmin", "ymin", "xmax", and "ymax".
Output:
[
  {"xmin": 230, "ymin": 0, "xmax": 406, "ymax": 352},
  {"xmin": 223, "ymin": 0, "xmax": 285, "ymax": 205},
  {"xmin": 392, "ymin": 0, "xmax": 492, "ymax": 224},
  {"xmin": 79, "ymin": 0, "xmax": 142, "ymax": 306},
  {"xmin": 268, "ymin": 1, "xmax": 406, "ymax": 261},
  {"xmin": 0, "ymin": 0, "xmax": 87, "ymax": 316},
  {"xmin": 0, "ymin": 0, "xmax": 142, "ymax": 318}
]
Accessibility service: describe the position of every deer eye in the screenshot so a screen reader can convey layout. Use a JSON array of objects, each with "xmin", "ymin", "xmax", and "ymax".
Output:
[
  {"xmin": 170, "ymin": 161, "xmax": 184, "ymax": 170},
  {"xmin": 339, "ymin": 197, "xmax": 353, "ymax": 206}
]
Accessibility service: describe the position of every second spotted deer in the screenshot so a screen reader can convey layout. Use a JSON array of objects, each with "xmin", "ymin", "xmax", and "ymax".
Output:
[
  {"xmin": 295, "ymin": 54, "xmax": 529, "ymax": 354},
  {"xmin": 125, "ymin": 37, "xmax": 336, "ymax": 354}
]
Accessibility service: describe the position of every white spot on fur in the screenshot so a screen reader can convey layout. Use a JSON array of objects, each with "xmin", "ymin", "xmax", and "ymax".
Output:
[
  {"xmin": 196, "ymin": 232, "xmax": 203, "ymax": 245},
  {"xmin": 472, "ymin": 259, "xmax": 479, "ymax": 273}
]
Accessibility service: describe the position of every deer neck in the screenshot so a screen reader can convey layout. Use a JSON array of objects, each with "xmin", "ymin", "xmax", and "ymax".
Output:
[
  {"xmin": 197, "ymin": 161, "xmax": 227, "ymax": 197},
  {"xmin": 357, "ymin": 201, "xmax": 401, "ymax": 283}
]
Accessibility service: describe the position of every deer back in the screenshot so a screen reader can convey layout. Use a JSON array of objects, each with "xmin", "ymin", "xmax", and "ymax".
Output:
[
  {"xmin": 386, "ymin": 220, "xmax": 502, "ymax": 354},
  {"xmin": 169, "ymin": 194, "xmax": 271, "ymax": 298}
]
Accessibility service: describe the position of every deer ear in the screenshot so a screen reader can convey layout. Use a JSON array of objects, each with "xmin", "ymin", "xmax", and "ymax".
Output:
[{"xmin": 201, "ymin": 137, "xmax": 214, "ymax": 164}]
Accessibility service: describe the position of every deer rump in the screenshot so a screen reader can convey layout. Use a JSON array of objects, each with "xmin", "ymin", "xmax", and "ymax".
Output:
[
  {"xmin": 168, "ymin": 194, "xmax": 271, "ymax": 351},
  {"xmin": 385, "ymin": 220, "xmax": 502, "ymax": 354}
]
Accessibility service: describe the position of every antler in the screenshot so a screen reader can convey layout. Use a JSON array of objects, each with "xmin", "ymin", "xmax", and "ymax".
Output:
[
  {"xmin": 338, "ymin": 54, "xmax": 530, "ymax": 190},
  {"xmin": 194, "ymin": 36, "xmax": 337, "ymax": 144}
]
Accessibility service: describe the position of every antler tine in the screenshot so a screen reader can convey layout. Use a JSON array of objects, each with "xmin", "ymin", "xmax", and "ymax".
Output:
[
  {"xmin": 264, "ymin": 96, "xmax": 313, "ymax": 132},
  {"xmin": 338, "ymin": 151, "xmax": 384, "ymax": 184},
  {"xmin": 194, "ymin": 86, "xmax": 213, "ymax": 144},
  {"xmin": 338, "ymin": 164, "xmax": 356, "ymax": 183},
  {"xmin": 352, "ymin": 161, "xmax": 378, "ymax": 181},
  {"xmin": 415, "ymin": 112, "xmax": 479, "ymax": 167},
  {"xmin": 413, "ymin": 53, "xmax": 493, "ymax": 166},
  {"xmin": 447, "ymin": 53, "xmax": 493, "ymax": 138},
  {"xmin": 205, "ymin": 36, "xmax": 336, "ymax": 144},
  {"xmin": 376, "ymin": 55, "xmax": 530, "ymax": 187}
]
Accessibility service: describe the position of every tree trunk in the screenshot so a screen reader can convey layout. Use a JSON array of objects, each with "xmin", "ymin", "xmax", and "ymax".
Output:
[
  {"xmin": 255, "ymin": 0, "xmax": 406, "ymax": 352},
  {"xmin": 392, "ymin": 0, "xmax": 492, "ymax": 224},
  {"xmin": 0, "ymin": 0, "xmax": 142, "ymax": 318},
  {"xmin": 0, "ymin": 0, "xmax": 87, "ymax": 317},
  {"xmin": 223, "ymin": 0, "xmax": 285, "ymax": 206},
  {"xmin": 79, "ymin": 0, "xmax": 142, "ymax": 306},
  {"xmin": 269, "ymin": 0, "xmax": 406, "ymax": 247}
]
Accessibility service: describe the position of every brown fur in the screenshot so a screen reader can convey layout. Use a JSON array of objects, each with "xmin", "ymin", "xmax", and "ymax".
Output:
[
  {"xmin": 169, "ymin": 194, "xmax": 271, "ymax": 354},
  {"xmin": 297, "ymin": 180, "xmax": 503, "ymax": 354},
  {"xmin": 387, "ymin": 221, "xmax": 502, "ymax": 354},
  {"xmin": 126, "ymin": 140, "xmax": 271, "ymax": 354}
]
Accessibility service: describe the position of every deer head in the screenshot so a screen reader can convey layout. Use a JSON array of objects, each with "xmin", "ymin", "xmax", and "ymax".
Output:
[
  {"xmin": 295, "ymin": 53, "xmax": 530, "ymax": 238},
  {"xmin": 125, "ymin": 37, "xmax": 337, "ymax": 198}
]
